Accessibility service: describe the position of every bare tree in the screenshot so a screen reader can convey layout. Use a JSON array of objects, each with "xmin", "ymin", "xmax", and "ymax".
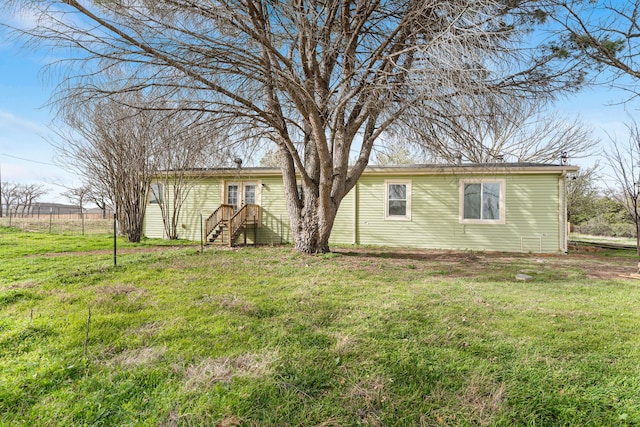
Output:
[
  {"xmin": 371, "ymin": 135, "xmax": 428, "ymax": 166},
  {"xmin": 606, "ymin": 119, "xmax": 640, "ymax": 255},
  {"xmin": 62, "ymin": 184, "xmax": 91, "ymax": 215},
  {"xmin": 259, "ymin": 150, "xmax": 282, "ymax": 168},
  {"xmin": 14, "ymin": 183, "xmax": 47, "ymax": 217},
  {"xmin": 54, "ymin": 93, "xmax": 165, "ymax": 242},
  {"xmin": 399, "ymin": 96, "xmax": 597, "ymax": 164},
  {"xmin": 150, "ymin": 119, "xmax": 227, "ymax": 240},
  {"xmin": 1, "ymin": 182, "xmax": 19, "ymax": 217},
  {"xmin": 85, "ymin": 180, "xmax": 113, "ymax": 220},
  {"xmin": 3, "ymin": 1, "xmax": 585, "ymax": 252}
]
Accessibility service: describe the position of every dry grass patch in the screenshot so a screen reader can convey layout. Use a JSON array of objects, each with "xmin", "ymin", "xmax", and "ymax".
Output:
[
  {"xmin": 129, "ymin": 321, "xmax": 164, "ymax": 338},
  {"xmin": 182, "ymin": 351, "xmax": 277, "ymax": 391},
  {"xmin": 346, "ymin": 376, "xmax": 391, "ymax": 425},
  {"xmin": 5, "ymin": 281, "xmax": 39, "ymax": 290},
  {"xmin": 332, "ymin": 332, "xmax": 358, "ymax": 356},
  {"xmin": 425, "ymin": 374, "xmax": 506, "ymax": 426},
  {"xmin": 215, "ymin": 294, "xmax": 257, "ymax": 315},
  {"xmin": 194, "ymin": 293, "xmax": 258, "ymax": 315},
  {"xmin": 460, "ymin": 375, "xmax": 506, "ymax": 425},
  {"xmin": 108, "ymin": 346, "xmax": 167, "ymax": 368},
  {"xmin": 94, "ymin": 284, "xmax": 147, "ymax": 303}
]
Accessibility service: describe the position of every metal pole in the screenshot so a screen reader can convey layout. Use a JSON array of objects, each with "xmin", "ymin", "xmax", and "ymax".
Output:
[
  {"xmin": 113, "ymin": 213, "xmax": 117, "ymax": 266},
  {"xmin": 200, "ymin": 213, "xmax": 203, "ymax": 254},
  {"xmin": 49, "ymin": 208, "xmax": 53, "ymax": 233}
]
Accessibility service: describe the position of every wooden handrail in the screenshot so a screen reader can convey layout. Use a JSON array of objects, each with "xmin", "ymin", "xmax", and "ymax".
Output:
[
  {"xmin": 204, "ymin": 204, "xmax": 234, "ymax": 240},
  {"xmin": 228, "ymin": 204, "xmax": 261, "ymax": 246}
]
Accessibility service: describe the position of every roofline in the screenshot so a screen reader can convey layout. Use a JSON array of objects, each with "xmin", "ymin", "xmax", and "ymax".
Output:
[
  {"xmin": 362, "ymin": 163, "xmax": 579, "ymax": 175},
  {"xmin": 177, "ymin": 163, "xmax": 578, "ymax": 177}
]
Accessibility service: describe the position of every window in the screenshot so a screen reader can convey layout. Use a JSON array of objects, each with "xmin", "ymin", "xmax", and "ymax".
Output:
[
  {"xmin": 244, "ymin": 184, "xmax": 256, "ymax": 205},
  {"xmin": 227, "ymin": 183, "xmax": 239, "ymax": 211},
  {"xmin": 460, "ymin": 179, "xmax": 505, "ymax": 224},
  {"xmin": 149, "ymin": 183, "xmax": 163, "ymax": 204},
  {"xmin": 224, "ymin": 181, "xmax": 261, "ymax": 212},
  {"xmin": 385, "ymin": 180, "xmax": 411, "ymax": 220}
]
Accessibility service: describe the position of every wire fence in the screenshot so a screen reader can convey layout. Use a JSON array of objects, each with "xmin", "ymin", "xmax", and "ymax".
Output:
[{"xmin": 0, "ymin": 216, "xmax": 113, "ymax": 235}]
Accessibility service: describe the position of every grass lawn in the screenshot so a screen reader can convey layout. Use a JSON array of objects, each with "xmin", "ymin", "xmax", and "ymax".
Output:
[
  {"xmin": 1, "ymin": 226, "xmax": 639, "ymax": 426},
  {"xmin": 570, "ymin": 233, "xmax": 637, "ymax": 248}
]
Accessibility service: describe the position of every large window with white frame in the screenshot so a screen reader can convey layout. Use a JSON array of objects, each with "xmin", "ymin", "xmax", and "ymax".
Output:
[
  {"xmin": 459, "ymin": 179, "xmax": 505, "ymax": 224},
  {"xmin": 385, "ymin": 180, "xmax": 411, "ymax": 220}
]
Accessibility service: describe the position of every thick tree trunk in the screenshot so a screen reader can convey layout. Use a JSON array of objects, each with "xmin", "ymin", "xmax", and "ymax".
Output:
[
  {"xmin": 290, "ymin": 193, "xmax": 339, "ymax": 254},
  {"xmin": 280, "ymin": 147, "xmax": 341, "ymax": 254}
]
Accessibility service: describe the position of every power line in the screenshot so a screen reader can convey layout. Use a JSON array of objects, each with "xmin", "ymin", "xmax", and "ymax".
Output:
[{"xmin": 0, "ymin": 153, "xmax": 58, "ymax": 166}]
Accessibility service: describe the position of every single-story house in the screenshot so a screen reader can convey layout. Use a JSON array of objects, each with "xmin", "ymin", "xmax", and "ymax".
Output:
[{"xmin": 143, "ymin": 163, "xmax": 578, "ymax": 253}]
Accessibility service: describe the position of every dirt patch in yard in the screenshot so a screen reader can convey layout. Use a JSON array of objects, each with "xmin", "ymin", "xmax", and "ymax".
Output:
[
  {"xmin": 333, "ymin": 246, "xmax": 638, "ymax": 281},
  {"xmin": 31, "ymin": 243, "xmax": 639, "ymax": 281}
]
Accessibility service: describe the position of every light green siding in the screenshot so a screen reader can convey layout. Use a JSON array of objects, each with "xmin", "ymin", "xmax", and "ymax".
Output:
[
  {"xmin": 256, "ymin": 177, "xmax": 292, "ymax": 245},
  {"xmin": 143, "ymin": 168, "xmax": 568, "ymax": 253},
  {"xmin": 329, "ymin": 188, "xmax": 355, "ymax": 245},
  {"xmin": 143, "ymin": 204, "xmax": 165, "ymax": 239},
  {"xmin": 143, "ymin": 177, "xmax": 222, "ymax": 240},
  {"xmin": 333, "ymin": 173, "xmax": 562, "ymax": 252}
]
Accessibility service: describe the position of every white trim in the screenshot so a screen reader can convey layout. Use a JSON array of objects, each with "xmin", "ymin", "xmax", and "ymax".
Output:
[
  {"xmin": 384, "ymin": 180, "xmax": 412, "ymax": 221},
  {"xmin": 222, "ymin": 180, "xmax": 262, "ymax": 208},
  {"xmin": 459, "ymin": 178, "xmax": 506, "ymax": 225}
]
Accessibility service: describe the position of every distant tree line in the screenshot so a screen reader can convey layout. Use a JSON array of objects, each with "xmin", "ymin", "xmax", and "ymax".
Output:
[
  {"xmin": 568, "ymin": 118, "xmax": 640, "ymax": 255},
  {"xmin": 0, "ymin": 182, "xmax": 47, "ymax": 218}
]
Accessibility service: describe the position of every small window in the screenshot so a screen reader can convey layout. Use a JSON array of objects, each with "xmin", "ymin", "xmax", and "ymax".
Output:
[
  {"xmin": 244, "ymin": 184, "xmax": 256, "ymax": 205},
  {"xmin": 385, "ymin": 180, "xmax": 411, "ymax": 220},
  {"xmin": 149, "ymin": 183, "xmax": 163, "ymax": 204},
  {"xmin": 227, "ymin": 184, "xmax": 239, "ymax": 211},
  {"xmin": 460, "ymin": 179, "xmax": 505, "ymax": 224}
]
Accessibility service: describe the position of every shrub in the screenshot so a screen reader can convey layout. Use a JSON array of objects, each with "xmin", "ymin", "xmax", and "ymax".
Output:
[
  {"xmin": 575, "ymin": 218, "xmax": 613, "ymax": 237},
  {"xmin": 610, "ymin": 223, "xmax": 636, "ymax": 238}
]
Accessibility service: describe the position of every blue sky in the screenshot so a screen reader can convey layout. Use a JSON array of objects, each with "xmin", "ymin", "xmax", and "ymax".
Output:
[
  {"xmin": 0, "ymin": 40, "xmax": 81, "ymax": 202},
  {"xmin": 0, "ymin": 23, "xmax": 634, "ymax": 204}
]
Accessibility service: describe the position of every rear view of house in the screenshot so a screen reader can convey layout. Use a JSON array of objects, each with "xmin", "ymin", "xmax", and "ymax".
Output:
[{"xmin": 143, "ymin": 163, "xmax": 577, "ymax": 253}]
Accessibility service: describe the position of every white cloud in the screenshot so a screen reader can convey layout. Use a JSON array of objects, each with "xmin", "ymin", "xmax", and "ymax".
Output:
[{"xmin": 0, "ymin": 110, "xmax": 48, "ymax": 134}]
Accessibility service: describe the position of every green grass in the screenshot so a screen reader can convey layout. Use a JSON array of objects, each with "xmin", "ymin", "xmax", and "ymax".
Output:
[
  {"xmin": 1, "ymin": 227, "xmax": 639, "ymax": 426},
  {"xmin": 570, "ymin": 232, "xmax": 637, "ymax": 247}
]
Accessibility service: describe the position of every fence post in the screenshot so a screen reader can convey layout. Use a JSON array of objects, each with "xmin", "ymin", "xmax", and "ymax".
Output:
[
  {"xmin": 200, "ymin": 213, "xmax": 203, "ymax": 254},
  {"xmin": 113, "ymin": 213, "xmax": 117, "ymax": 266},
  {"xmin": 49, "ymin": 208, "xmax": 53, "ymax": 233}
]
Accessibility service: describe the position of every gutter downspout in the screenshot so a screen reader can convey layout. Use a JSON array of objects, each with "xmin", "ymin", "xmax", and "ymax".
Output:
[{"xmin": 559, "ymin": 171, "xmax": 568, "ymax": 253}]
